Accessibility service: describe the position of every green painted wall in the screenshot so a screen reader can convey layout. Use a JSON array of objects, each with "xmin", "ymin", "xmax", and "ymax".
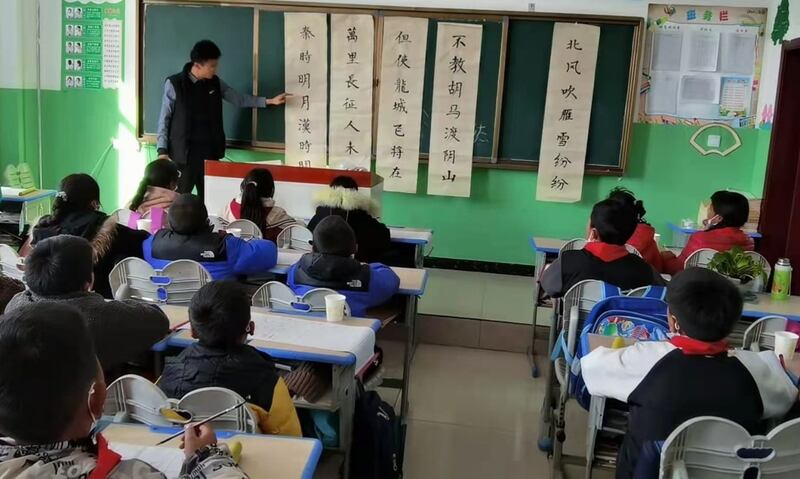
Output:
[{"xmin": 0, "ymin": 89, "xmax": 40, "ymax": 183}]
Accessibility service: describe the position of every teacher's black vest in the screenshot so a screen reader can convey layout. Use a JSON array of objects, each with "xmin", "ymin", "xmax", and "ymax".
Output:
[{"xmin": 167, "ymin": 62, "xmax": 225, "ymax": 166}]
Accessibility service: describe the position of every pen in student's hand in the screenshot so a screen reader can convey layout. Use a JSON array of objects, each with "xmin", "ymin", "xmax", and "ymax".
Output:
[{"xmin": 155, "ymin": 400, "xmax": 247, "ymax": 446}]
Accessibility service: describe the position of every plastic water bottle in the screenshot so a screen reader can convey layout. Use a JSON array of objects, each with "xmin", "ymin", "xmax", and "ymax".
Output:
[{"xmin": 771, "ymin": 258, "xmax": 792, "ymax": 300}]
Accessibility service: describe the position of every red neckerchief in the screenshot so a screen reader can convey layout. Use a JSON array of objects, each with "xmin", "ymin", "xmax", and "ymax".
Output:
[
  {"xmin": 669, "ymin": 335, "xmax": 729, "ymax": 356},
  {"xmin": 229, "ymin": 199, "xmax": 241, "ymax": 219},
  {"xmin": 584, "ymin": 242, "xmax": 630, "ymax": 262},
  {"xmin": 89, "ymin": 434, "xmax": 121, "ymax": 479}
]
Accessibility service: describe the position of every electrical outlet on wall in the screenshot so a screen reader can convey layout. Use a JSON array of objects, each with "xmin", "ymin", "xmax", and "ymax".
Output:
[{"xmin": 707, "ymin": 134, "xmax": 721, "ymax": 148}]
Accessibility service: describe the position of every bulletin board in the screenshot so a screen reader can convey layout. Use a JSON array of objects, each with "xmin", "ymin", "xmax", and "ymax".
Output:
[{"xmin": 640, "ymin": 4, "xmax": 768, "ymax": 128}]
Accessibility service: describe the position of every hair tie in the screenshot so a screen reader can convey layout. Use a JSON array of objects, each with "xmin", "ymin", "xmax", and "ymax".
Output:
[
  {"xmin": 245, "ymin": 181, "xmax": 258, "ymax": 188},
  {"xmin": 56, "ymin": 191, "xmax": 68, "ymax": 201}
]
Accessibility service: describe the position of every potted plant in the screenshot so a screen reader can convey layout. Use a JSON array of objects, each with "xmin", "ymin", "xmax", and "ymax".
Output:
[{"xmin": 707, "ymin": 247, "xmax": 767, "ymax": 299}]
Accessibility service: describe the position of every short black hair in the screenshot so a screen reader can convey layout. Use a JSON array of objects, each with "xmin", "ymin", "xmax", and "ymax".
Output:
[
  {"xmin": 0, "ymin": 303, "xmax": 96, "ymax": 443},
  {"xmin": 590, "ymin": 199, "xmax": 637, "ymax": 245},
  {"xmin": 25, "ymin": 235, "xmax": 94, "ymax": 296},
  {"xmin": 710, "ymin": 191, "xmax": 750, "ymax": 229},
  {"xmin": 330, "ymin": 175, "xmax": 359, "ymax": 190},
  {"xmin": 667, "ymin": 267, "xmax": 743, "ymax": 342},
  {"xmin": 190, "ymin": 40, "xmax": 221, "ymax": 64},
  {"xmin": 189, "ymin": 281, "xmax": 251, "ymax": 348},
  {"xmin": 169, "ymin": 194, "xmax": 211, "ymax": 235},
  {"xmin": 313, "ymin": 215, "xmax": 357, "ymax": 256},
  {"xmin": 608, "ymin": 187, "xmax": 647, "ymax": 222}
]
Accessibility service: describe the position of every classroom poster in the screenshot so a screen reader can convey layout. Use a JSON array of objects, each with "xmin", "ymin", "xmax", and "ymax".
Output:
[
  {"xmin": 535, "ymin": 23, "xmax": 600, "ymax": 203},
  {"xmin": 62, "ymin": 0, "xmax": 124, "ymax": 90},
  {"xmin": 328, "ymin": 14, "xmax": 375, "ymax": 170},
  {"xmin": 284, "ymin": 13, "xmax": 328, "ymax": 167},
  {"xmin": 426, "ymin": 23, "xmax": 482, "ymax": 198},
  {"xmin": 375, "ymin": 17, "xmax": 429, "ymax": 193}
]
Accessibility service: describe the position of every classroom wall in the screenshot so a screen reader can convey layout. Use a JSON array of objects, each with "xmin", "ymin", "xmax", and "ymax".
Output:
[{"xmin": 0, "ymin": 0, "xmax": 790, "ymax": 266}]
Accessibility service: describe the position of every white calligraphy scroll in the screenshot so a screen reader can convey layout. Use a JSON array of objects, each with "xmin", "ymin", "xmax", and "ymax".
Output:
[
  {"xmin": 284, "ymin": 13, "xmax": 328, "ymax": 167},
  {"xmin": 375, "ymin": 17, "xmax": 429, "ymax": 193},
  {"xmin": 329, "ymin": 14, "xmax": 375, "ymax": 170},
  {"xmin": 535, "ymin": 23, "xmax": 600, "ymax": 203},
  {"xmin": 426, "ymin": 23, "xmax": 482, "ymax": 198}
]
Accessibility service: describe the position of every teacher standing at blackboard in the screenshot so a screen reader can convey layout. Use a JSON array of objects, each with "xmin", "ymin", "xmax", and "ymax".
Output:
[{"xmin": 157, "ymin": 40, "xmax": 287, "ymax": 200}]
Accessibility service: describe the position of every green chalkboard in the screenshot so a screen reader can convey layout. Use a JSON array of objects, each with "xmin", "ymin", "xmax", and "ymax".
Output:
[
  {"xmin": 498, "ymin": 20, "xmax": 634, "ymax": 168},
  {"xmin": 418, "ymin": 19, "xmax": 503, "ymax": 159},
  {"xmin": 142, "ymin": 4, "xmax": 254, "ymax": 141},
  {"xmin": 256, "ymin": 10, "xmax": 286, "ymax": 144}
]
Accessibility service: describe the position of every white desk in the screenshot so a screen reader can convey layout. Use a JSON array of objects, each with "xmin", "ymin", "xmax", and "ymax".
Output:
[
  {"xmin": 100, "ymin": 423, "xmax": 321, "ymax": 479},
  {"xmin": 743, "ymin": 294, "xmax": 800, "ymax": 322}
]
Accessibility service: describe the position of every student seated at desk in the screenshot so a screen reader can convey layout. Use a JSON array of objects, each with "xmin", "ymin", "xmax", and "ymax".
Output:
[
  {"xmin": 221, "ymin": 168, "xmax": 297, "ymax": 241},
  {"xmin": 288, "ymin": 215, "xmax": 400, "ymax": 317},
  {"xmin": 143, "ymin": 194, "xmax": 278, "ymax": 280},
  {"xmin": 159, "ymin": 281, "xmax": 301, "ymax": 436},
  {"xmin": 5, "ymin": 236, "xmax": 169, "ymax": 372},
  {"xmin": 0, "ymin": 302, "xmax": 246, "ymax": 478},
  {"xmin": 608, "ymin": 187, "xmax": 662, "ymax": 271},
  {"xmin": 29, "ymin": 174, "xmax": 149, "ymax": 298},
  {"xmin": 128, "ymin": 158, "xmax": 180, "ymax": 222},
  {"xmin": 307, "ymin": 175, "xmax": 391, "ymax": 263},
  {"xmin": 661, "ymin": 190, "xmax": 754, "ymax": 275},
  {"xmin": 540, "ymin": 199, "xmax": 664, "ymax": 297},
  {"xmin": 581, "ymin": 268, "xmax": 798, "ymax": 478}
]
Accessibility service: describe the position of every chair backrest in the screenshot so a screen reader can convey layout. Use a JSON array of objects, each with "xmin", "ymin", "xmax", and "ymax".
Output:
[
  {"xmin": 103, "ymin": 375, "xmax": 172, "ymax": 426},
  {"xmin": 560, "ymin": 280, "xmax": 610, "ymax": 347},
  {"xmin": 660, "ymin": 416, "xmax": 800, "ymax": 479},
  {"xmin": 276, "ymin": 225, "xmax": 313, "ymax": 252},
  {"xmin": 177, "ymin": 387, "xmax": 258, "ymax": 433},
  {"xmin": 252, "ymin": 281, "xmax": 298, "ymax": 311},
  {"xmin": 741, "ymin": 315, "xmax": 788, "ymax": 352},
  {"xmin": 110, "ymin": 208, "xmax": 132, "ymax": 226},
  {"xmin": 684, "ymin": 248, "xmax": 719, "ymax": 269},
  {"xmin": 227, "ymin": 219, "xmax": 263, "ymax": 240},
  {"xmin": 302, "ymin": 287, "xmax": 351, "ymax": 316},
  {"xmin": 109, "ymin": 258, "xmax": 211, "ymax": 304},
  {"xmin": 0, "ymin": 244, "xmax": 25, "ymax": 281},
  {"xmin": 745, "ymin": 251, "xmax": 772, "ymax": 292},
  {"xmin": 208, "ymin": 215, "xmax": 229, "ymax": 232},
  {"xmin": 559, "ymin": 238, "xmax": 586, "ymax": 256}
]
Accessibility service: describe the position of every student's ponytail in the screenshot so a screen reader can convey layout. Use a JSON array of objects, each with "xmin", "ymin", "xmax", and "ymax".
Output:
[
  {"xmin": 129, "ymin": 159, "xmax": 180, "ymax": 211},
  {"xmin": 129, "ymin": 179, "xmax": 150, "ymax": 212},
  {"xmin": 239, "ymin": 168, "xmax": 276, "ymax": 232}
]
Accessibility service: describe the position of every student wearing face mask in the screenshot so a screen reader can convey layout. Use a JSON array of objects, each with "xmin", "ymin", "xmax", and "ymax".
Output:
[{"xmin": 660, "ymin": 190, "xmax": 755, "ymax": 275}]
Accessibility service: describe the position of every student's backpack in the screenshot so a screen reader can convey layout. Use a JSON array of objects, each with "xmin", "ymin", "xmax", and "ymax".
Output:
[
  {"xmin": 567, "ymin": 294, "xmax": 670, "ymax": 409},
  {"xmin": 349, "ymin": 382, "xmax": 403, "ymax": 479}
]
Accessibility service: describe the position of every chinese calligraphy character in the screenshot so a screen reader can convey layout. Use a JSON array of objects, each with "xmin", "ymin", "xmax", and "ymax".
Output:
[
  {"xmin": 561, "ymin": 85, "xmax": 577, "ymax": 100},
  {"xmin": 346, "ymin": 26, "xmax": 358, "ymax": 42},
  {"xmin": 299, "ymin": 50, "xmax": 311, "ymax": 63},
  {"xmin": 566, "ymin": 60, "xmax": 581, "ymax": 75},
  {"xmin": 447, "ymin": 104, "xmax": 461, "ymax": 119},
  {"xmin": 299, "ymin": 160, "xmax": 312, "ymax": 167},
  {"xmin": 300, "ymin": 95, "xmax": 310, "ymax": 111},
  {"xmin": 345, "ymin": 120, "xmax": 360, "ymax": 132},
  {"xmin": 448, "ymin": 81, "xmax": 463, "ymax": 98},
  {"xmin": 553, "ymin": 153, "xmax": 571, "ymax": 168},
  {"xmin": 687, "ymin": 9, "xmax": 697, "ymax": 21},
  {"xmin": 390, "ymin": 167, "xmax": 402, "ymax": 179},
  {"xmin": 343, "ymin": 98, "xmax": 357, "ymax": 110},
  {"xmin": 298, "ymin": 73, "xmax": 311, "ymax": 89},
  {"xmin": 442, "ymin": 170, "xmax": 457, "ymax": 182},
  {"xmin": 474, "ymin": 123, "xmax": 488, "ymax": 144},
  {"xmin": 298, "ymin": 118, "xmax": 311, "ymax": 134},
  {"xmin": 449, "ymin": 56, "xmax": 466, "ymax": 74},
  {"xmin": 393, "ymin": 98, "xmax": 408, "ymax": 114},
  {"xmin": 395, "ymin": 31, "xmax": 410, "ymax": 43},
  {"xmin": 395, "ymin": 78, "xmax": 409, "ymax": 94},
  {"xmin": 443, "ymin": 149, "xmax": 456, "ymax": 164},
  {"xmin": 719, "ymin": 10, "xmax": 728, "ymax": 21},
  {"xmin": 566, "ymin": 39, "xmax": 582, "ymax": 50},
  {"xmin": 299, "ymin": 140, "xmax": 311, "ymax": 153},
  {"xmin": 703, "ymin": 10, "xmax": 712, "ymax": 21},
  {"xmin": 550, "ymin": 176, "xmax": 569, "ymax": 190},
  {"xmin": 345, "ymin": 141, "xmax": 359, "ymax": 155},
  {"xmin": 347, "ymin": 51, "xmax": 359, "ymax": 64},
  {"xmin": 444, "ymin": 126, "xmax": 460, "ymax": 142},
  {"xmin": 300, "ymin": 26, "xmax": 315, "ymax": 40},
  {"xmin": 395, "ymin": 54, "xmax": 411, "ymax": 69},
  {"xmin": 394, "ymin": 124, "xmax": 405, "ymax": 137},
  {"xmin": 452, "ymin": 34, "xmax": 466, "ymax": 48},
  {"xmin": 346, "ymin": 73, "xmax": 359, "ymax": 89},
  {"xmin": 559, "ymin": 109, "xmax": 574, "ymax": 121},
  {"xmin": 557, "ymin": 131, "xmax": 570, "ymax": 147},
  {"xmin": 391, "ymin": 145, "xmax": 403, "ymax": 159}
]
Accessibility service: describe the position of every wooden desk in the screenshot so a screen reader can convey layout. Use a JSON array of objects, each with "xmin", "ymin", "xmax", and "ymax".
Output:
[
  {"xmin": 743, "ymin": 294, "xmax": 800, "ymax": 321},
  {"xmin": 101, "ymin": 423, "xmax": 321, "ymax": 479}
]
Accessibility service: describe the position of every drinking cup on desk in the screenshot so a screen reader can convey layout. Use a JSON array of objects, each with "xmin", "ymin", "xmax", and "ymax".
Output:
[
  {"xmin": 226, "ymin": 228, "xmax": 242, "ymax": 238},
  {"xmin": 136, "ymin": 219, "xmax": 152, "ymax": 233},
  {"xmin": 325, "ymin": 294, "xmax": 347, "ymax": 322},
  {"xmin": 774, "ymin": 331, "xmax": 799, "ymax": 362}
]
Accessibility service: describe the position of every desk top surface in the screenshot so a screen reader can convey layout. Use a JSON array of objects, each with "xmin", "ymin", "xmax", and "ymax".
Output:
[{"xmin": 743, "ymin": 294, "xmax": 800, "ymax": 321}]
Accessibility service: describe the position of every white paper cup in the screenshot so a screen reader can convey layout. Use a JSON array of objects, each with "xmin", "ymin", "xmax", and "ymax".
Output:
[
  {"xmin": 325, "ymin": 294, "xmax": 347, "ymax": 322},
  {"xmin": 774, "ymin": 331, "xmax": 799, "ymax": 361},
  {"xmin": 136, "ymin": 219, "xmax": 152, "ymax": 233},
  {"xmin": 226, "ymin": 228, "xmax": 242, "ymax": 238}
]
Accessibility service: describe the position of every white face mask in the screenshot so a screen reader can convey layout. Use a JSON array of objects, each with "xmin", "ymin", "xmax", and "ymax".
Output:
[{"xmin": 703, "ymin": 214, "xmax": 722, "ymax": 229}]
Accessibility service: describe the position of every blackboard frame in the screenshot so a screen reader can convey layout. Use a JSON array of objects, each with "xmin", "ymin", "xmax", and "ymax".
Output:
[{"xmin": 138, "ymin": 0, "xmax": 643, "ymax": 175}]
